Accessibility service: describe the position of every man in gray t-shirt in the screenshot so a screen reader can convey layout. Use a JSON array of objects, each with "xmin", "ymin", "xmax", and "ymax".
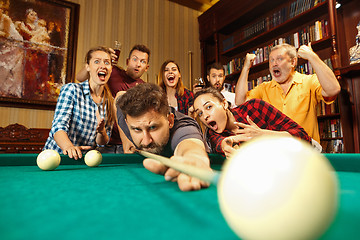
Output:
[
  {"xmin": 115, "ymin": 83, "xmax": 211, "ymax": 191},
  {"xmin": 117, "ymin": 106, "xmax": 208, "ymax": 157}
]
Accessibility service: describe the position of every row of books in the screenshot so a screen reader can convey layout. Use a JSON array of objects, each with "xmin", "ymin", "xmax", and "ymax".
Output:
[
  {"xmin": 317, "ymin": 98, "xmax": 340, "ymax": 116},
  {"xmin": 319, "ymin": 118, "xmax": 343, "ymax": 139},
  {"xmin": 321, "ymin": 139, "xmax": 344, "ymax": 153},
  {"xmin": 223, "ymin": 73, "xmax": 273, "ymax": 93},
  {"xmin": 296, "ymin": 62, "xmax": 314, "ymax": 75},
  {"xmin": 290, "ymin": 0, "xmax": 326, "ymax": 19},
  {"xmin": 224, "ymin": 74, "xmax": 272, "ymax": 93},
  {"xmin": 222, "ymin": 0, "xmax": 326, "ymax": 51},
  {"xmin": 223, "ymin": 58, "xmax": 243, "ymax": 76},
  {"xmin": 223, "ymin": 19, "xmax": 329, "ymax": 75},
  {"xmin": 296, "ymin": 58, "xmax": 332, "ymax": 75},
  {"xmin": 288, "ymin": 19, "xmax": 329, "ymax": 48},
  {"xmin": 247, "ymin": 74, "xmax": 272, "ymax": 91}
]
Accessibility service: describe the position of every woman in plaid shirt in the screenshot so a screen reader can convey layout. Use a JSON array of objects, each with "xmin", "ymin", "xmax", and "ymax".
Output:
[
  {"xmin": 44, "ymin": 47, "xmax": 116, "ymax": 160},
  {"xmin": 158, "ymin": 60, "xmax": 194, "ymax": 115},
  {"xmin": 193, "ymin": 87, "xmax": 311, "ymax": 157}
]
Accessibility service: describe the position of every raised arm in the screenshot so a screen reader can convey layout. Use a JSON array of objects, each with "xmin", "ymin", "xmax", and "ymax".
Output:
[
  {"xmin": 235, "ymin": 53, "xmax": 256, "ymax": 105},
  {"xmin": 95, "ymin": 111, "xmax": 110, "ymax": 146},
  {"xmin": 75, "ymin": 66, "xmax": 89, "ymax": 82},
  {"xmin": 297, "ymin": 43, "xmax": 340, "ymax": 98}
]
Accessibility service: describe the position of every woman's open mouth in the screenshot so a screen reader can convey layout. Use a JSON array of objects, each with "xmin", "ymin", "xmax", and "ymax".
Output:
[{"xmin": 97, "ymin": 71, "xmax": 107, "ymax": 80}]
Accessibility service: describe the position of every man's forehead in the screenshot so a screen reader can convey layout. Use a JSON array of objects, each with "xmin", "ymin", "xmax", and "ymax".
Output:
[
  {"xmin": 130, "ymin": 50, "xmax": 148, "ymax": 60},
  {"xmin": 210, "ymin": 68, "xmax": 224, "ymax": 75},
  {"xmin": 127, "ymin": 110, "xmax": 166, "ymax": 125},
  {"xmin": 270, "ymin": 48, "xmax": 287, "ymax": 57}
]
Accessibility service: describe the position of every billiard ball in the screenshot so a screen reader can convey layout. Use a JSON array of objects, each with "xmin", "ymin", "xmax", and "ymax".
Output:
[
  {"xmin": 218, "ymin": 136, "xmax": 338, "ymax": 240},
  {"xmin": 84, "ymin": 150, "xmax": 102, "ymax": 167},
  {"xmin": 37, "ymin": 149, "xmax": 61, "ymax": 171}
]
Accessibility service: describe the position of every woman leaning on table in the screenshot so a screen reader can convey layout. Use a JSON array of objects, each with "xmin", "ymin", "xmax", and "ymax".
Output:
[{"xmin": 44, "ymin": 46, "xmax": 116, "ymax": 160}]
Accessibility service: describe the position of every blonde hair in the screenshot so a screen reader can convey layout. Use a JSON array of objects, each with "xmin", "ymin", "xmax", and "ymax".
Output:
[{"xmin": 271, "ymin": 43, "xmax": 297, "ymax": 59}]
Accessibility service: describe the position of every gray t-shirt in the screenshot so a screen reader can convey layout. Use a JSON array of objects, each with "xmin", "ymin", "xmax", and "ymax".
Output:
[{"xmin": 117, "ymin": 106, "xmax": 209, "ymax": 156}]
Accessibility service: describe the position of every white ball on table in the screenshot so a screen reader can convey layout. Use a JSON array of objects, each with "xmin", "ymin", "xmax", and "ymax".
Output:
[
  {"xmin": 37, "ymin": 149, "xmax": 61, "ymax": 171},
  {"xmin": 84, "ymin": 150, "xmax": 102, "ymax": 167},
  {"xmin": 218, "ymin": 136, "xmax": 338, "ymax": 240}
]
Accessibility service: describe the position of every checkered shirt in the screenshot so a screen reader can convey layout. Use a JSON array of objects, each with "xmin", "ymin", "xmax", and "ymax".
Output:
[
  {"xmin": 44, "ymin": 81, "xmax": 112, "ymax": 153},
  {"xmin": 176, "ymin": 88, "xmax": 194, "ymax": 115},
  {"xmin": 207, "ymin": 98, "xmax": 311, "ymax": 155}
]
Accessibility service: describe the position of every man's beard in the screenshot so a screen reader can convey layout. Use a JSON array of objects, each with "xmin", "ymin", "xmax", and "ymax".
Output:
[
  {"xmin": 136, "ymin": 131, "xmax": 170, "ymax": 154},
  {"xmin": 138, "ymin": 142, "xmax": 165, "ymax": 154},
  {"xmin": 213, "ymin": 82, "xmax": 223, "ymax": 90}
]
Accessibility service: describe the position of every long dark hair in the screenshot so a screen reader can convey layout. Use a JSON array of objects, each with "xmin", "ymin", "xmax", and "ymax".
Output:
[{"xmin": 157, "ymin": 60, "xmax": 185, "ymax": 96}]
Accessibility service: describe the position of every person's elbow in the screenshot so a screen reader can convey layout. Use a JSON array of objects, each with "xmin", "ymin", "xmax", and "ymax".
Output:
[
  {"xmin": 333, "ymin": 83, "xmax": 341, "ymax": 96},
  {"xmin": 323, "ymin": 81, "xmax": 341, "ymax": 98},
  {"xmin": 330, "ymin": 86, "xmax": 341, "ymax": 98},
  {"xmin": 75, "ymin": 74, "xmax": 86, "ymax": 82},
  {"xmin": 235, "ymin": 98, "xmax": 244, "ymax": 106},
  {"xmin": 234, "ymin": 94, "xmax": 246, "ymax": 106}
]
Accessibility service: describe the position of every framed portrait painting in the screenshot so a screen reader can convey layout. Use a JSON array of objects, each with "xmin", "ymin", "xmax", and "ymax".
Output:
[{"xmin": 0, "ymin": 0, "xmax": 79, "ymax": 109}]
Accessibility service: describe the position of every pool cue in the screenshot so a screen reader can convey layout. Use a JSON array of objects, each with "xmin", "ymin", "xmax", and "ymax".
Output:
[{"xmin": 136, "ymin": 150, "xmax": 220, "ymax": 185}]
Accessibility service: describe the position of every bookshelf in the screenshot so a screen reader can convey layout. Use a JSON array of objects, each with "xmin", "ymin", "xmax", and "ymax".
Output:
[{"xmin": 198, "ymin": 0, "xmax": 360, "ymax": 153}]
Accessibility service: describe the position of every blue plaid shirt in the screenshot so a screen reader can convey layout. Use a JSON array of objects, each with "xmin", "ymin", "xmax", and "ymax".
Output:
[{"xmin": 44, "ymin": 81, "xmax": 112, "ymax": 153}]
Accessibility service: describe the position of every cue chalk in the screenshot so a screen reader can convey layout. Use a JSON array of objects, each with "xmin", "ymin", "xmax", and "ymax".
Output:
[{"xmin": 136, "ymin": 150, "xmax": 220, "ymax": 185}]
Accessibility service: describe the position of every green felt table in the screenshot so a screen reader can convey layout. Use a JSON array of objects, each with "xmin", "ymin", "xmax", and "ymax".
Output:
[{"xmin": 0, "ymin": 153, "xmax": 359, "ymax": 240}]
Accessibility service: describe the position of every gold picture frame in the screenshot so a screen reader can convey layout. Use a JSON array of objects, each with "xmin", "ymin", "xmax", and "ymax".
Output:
[{"xmin": 0, "ymin": 0, "xmax": 79, "ymax": 109}]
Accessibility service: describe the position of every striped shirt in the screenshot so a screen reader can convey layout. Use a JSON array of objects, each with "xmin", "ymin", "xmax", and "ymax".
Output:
[{"xmin": 44, "ymin": 81, "xmax": 112, "ymax": 153}]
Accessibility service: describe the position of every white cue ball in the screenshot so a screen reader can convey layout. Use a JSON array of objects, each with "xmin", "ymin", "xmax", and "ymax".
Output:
[
  {"xmin": 37, "ymin": 149, "xmax": 61, "ymax": 171},
  {"xmin": 84, "ymin": 150, "xmax": 102, "ymax": 167},
  {"xmin": 218, "ymin": 136, "xmax": 338, "ymax": 240}
]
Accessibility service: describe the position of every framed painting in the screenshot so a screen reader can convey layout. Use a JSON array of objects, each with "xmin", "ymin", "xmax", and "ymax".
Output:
[{"xmin": 0, "ymin": 0, "xmax": 79, "ymax": 109}]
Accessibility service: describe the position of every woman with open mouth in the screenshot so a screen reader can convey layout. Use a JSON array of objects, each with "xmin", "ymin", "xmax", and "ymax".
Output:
[
  {"xmin": 193, "ymin": 87, "xmax": 311, "ymax": 157},
  {"xmin": 43, "ymin": 46, "xmax": 116, "ymax": 160},
  {"xmin": 157, "ymin": 60, "xmax": 194, "ymax": 115}
]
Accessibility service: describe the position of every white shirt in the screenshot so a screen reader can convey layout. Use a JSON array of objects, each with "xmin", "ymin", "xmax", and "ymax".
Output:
[{"xmin": 221, "ymin": 88, "xmax": 236, "ymax": 108}]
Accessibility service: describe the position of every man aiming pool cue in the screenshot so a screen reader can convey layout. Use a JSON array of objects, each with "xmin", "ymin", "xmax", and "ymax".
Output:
[{"xmin": 115, "ymin": 83, "xmax": 212, "ymax": 191}]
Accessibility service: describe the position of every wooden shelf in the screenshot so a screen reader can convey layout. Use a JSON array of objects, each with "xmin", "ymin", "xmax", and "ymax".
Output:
[
  {"xmin": 321, "ymin": 137, "xmax": 344, "ymax": 141},
  {"xmin": 317, "ymin": 113, "xmax": 341, "ymax": 119},
  {"xmin": 225, "ymin": 37, "xmax": 332, "ymax": 80},
  {"xmin": 221, "ymin": 1, "xmax": 329, "ymax": 56},
  {"xmin": 225, "ymin": 60, "xmax": 269, "ymax": 80},
  {"xmin": 199, "ymin": 0, "xmax": 360, "ymax": 152},
  {"xmin": 339, "ymin": 62, "xmax": 360, "ymax": 77}
]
